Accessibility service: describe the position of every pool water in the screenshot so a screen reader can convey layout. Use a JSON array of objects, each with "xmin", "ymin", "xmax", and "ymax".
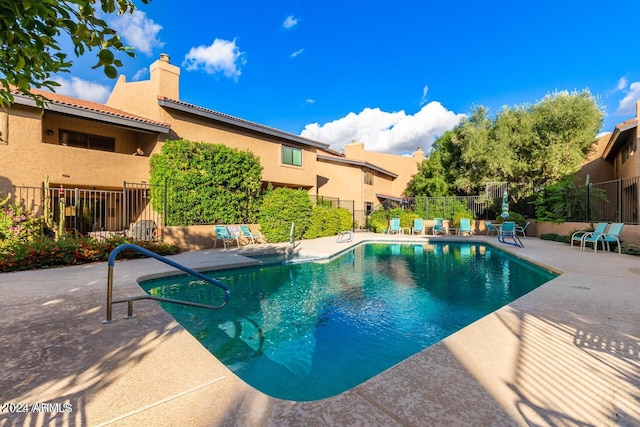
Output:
[{"xmin": 141, "ymin": 242, "xmax": 556, "ymax": 401}]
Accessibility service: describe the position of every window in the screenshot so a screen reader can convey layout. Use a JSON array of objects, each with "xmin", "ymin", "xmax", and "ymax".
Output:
[
  {"xmin": 364, "ymin": 202, "xmax": 373, "ymax": 215},
  {"xmin": 621, "ymin": 137, "xmax": 637, "ymax": 164},
  {"xmin": 364, "ymin": 170, "xmax": 374, "ymax": 185},
  {"xmin": 60, "ymin": 129, "xmax": 115, "ymax": 152},
  {"xmin": 282, "ymin": 145, "xmax": 302, "ymax": 166}
]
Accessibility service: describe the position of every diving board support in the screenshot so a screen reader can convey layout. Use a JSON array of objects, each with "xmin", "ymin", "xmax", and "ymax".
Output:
[{"xmin": 104, "ymin": 243, "xmax": 230, "ymax": 323}]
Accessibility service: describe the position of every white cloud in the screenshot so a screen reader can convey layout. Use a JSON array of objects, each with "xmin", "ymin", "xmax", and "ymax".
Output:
[
  {"xmin": 419, "ymin": 85, "xmax": 429, "ymax": 106},
  {"xmin": 615, "ymin": 81, "xmax": 640, "ymax": 115},
  {"xmin": 110, "ymin": 11, "xmax": 163, "ymax": 56},
  {"xmin": 301, "ymin": 102, "xmax": 464, "ymax": 154},
  {"xmin": 132, "ymin": 67, "xmax": 149, "ymax": 81},
  {"xmin": 616, "ymin": 77, "xmax": 628, "ymax": 91},
  {"xmin": 291, "ymin": 48, "xmax": 304, "ymax": 58},
  {"xmin": 283, "ymin": 16, "xmax": 298, "ymax": 29},
  {"xmin": 183, "ymin": 39, "xmax": 246, "ymax": 80},
  {"xmin": 51, "ymin": 77, "xmax": 110, "ymax": 103}
]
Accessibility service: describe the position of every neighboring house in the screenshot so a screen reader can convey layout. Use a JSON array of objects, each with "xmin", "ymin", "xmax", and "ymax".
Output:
[
  {"xmin": 0, "ymin": 54, "xmax": 422, "ymax": 232},
  {"xmin": 577, "ymin": 101, "xmax": 639, "ymax": 224}
]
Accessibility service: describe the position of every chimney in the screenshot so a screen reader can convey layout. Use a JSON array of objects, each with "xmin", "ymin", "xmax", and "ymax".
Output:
[{"xmin": 150, "ymin": 53, "xmax": 180, "ymax": 99}]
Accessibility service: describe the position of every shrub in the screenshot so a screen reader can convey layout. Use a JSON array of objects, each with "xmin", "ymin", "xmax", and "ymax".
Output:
[
  {"xmin": 258, "ymin": 187, "xmax": 313, "ymax": 242},
  {"xmin": 150, "ymin": 139, "xmax": 263, "ymax": 226},
  {"xmin": 0, "ymin": 198, "xmax": 43, "ymax": 249},
  {"xmin": 304, "ymin": 206, "xmax": 352, "ymax": 239},
  {"xmin": 0, "ymin": 235, "xmax": 180, "ymax": 273}
]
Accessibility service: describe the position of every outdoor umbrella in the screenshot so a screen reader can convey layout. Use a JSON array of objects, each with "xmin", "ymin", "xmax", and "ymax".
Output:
[{"xmin": 501, "ymin": 190, "xmax": 509, "ymax": 219}]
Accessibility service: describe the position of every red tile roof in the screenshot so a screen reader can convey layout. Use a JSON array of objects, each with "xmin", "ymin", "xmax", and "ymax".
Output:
[{"xmin": 15, "ymin": 87, "xmax": 170, "ymax": 129}]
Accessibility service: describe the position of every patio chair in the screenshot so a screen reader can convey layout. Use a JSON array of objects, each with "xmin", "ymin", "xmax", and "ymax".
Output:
[
  {"xmin": 412, "ymin": 218, "xmax": 425, "ymax": 235},
  {"xmin": 459, "ymin": 218, "xmax": 474, "ymax": 236},
  {"xmin": 433, "ymin": 218, "xmax": 445, "ymax": 236},
  {"xmin": 214, "ymin": 225, "xmax": 240, "ymax": 249},
  {"xmin": 485, "ymin": 221, "xmax": 499, "ymax": 236},
  {"xmin": 584, "ymin": 222, "xmax": 624, "ymax": 253},
  {"xmin": 571, "ymin": 222, "xmax": 608, "ymax": 250},
  {"xmin": 127, "ymin": 220, "xmax": 157, "ymax": 240},
  {"xmin": 388, "ymin": 218, "xmax": 401, "ymax": 235},
  {"xmin": 515, "ymin": 221, "xmax": 530, "ymax": 238},
  {"xmin": 239, "ymin": 225, "xmax": 267, "ymax": 245},
  {"xmin": 498, "ymin": 221, "xmax": 523, "ymax": 248}
]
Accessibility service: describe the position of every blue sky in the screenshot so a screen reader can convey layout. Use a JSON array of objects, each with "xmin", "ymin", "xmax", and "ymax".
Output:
[{"xmin": 53, "ymin": 0, "xmax": 640, "ymax": 155}]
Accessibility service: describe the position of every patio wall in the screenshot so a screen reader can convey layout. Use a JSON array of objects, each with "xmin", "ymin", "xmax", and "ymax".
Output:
[
  {"xmin": 531, "ymin": 221, "xmax": 640, "ymax": 246},
  {"xmin": 163, "ymin": 224, "xmax": 264, "ymax": 251}
]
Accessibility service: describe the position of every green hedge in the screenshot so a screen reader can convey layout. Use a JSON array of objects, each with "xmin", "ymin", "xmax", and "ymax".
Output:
[
  {"xmin": 304, "ymin": 206, "xmax": 352, "ymax": 239},
  {"xmin": 258, "ymin": 187, "xmax": 313, "ymax": 242}
]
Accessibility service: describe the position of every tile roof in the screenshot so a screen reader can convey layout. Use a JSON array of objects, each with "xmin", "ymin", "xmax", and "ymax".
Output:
[
  {"xmin": 157, "ymin": 96, "xmax": 333, "ymax": 151},
  {"xmin": 13, "ymin": 88, "xmax": 170, "ymax": 131}
]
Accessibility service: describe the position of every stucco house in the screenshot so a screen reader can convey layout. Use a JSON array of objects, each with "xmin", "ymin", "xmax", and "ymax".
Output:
[{"xmin": 0, "ymin": 54, "xmax": 423, "ymax": 235}]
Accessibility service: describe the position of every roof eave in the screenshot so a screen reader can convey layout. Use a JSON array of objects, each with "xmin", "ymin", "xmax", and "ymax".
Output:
[
  {"xmin": 13, "ymin": 93, "xmax": 171, "ymax": 134},
  {"xmin": 158, "ymin": 97, "xmax": 330, "ymax": 150},
  {"xmin": 317, "ymin": 154, "xmax": 398, "ymax": 179},
  {"xmin": 602, "ymin": 120, "xmax": 638, "ymax": 160}
]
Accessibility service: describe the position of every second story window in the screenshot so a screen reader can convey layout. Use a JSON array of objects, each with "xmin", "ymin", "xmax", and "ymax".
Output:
[
  {"xmin": 282, "ymin": 145, "xmax": 302, "ymax": 166},
  {"xmin": 60, "ymin": 129, "xmax": 115, "ymax": 152},
  {"xmin": 364, "ymin": 170, "xmax": 374, "ymax": 185}
]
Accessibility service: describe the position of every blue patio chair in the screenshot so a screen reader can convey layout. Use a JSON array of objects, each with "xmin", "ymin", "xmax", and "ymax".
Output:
[
  {"xmin": 214, "ymin": 225, "xmax": 240, "ymax": 249},
  {"xmin": 485, "ymin": 221, "xmax": 499, "ymax": 236},
  {"xmin": 433, "ymin": 218, "xmax": 445, "ymax": 236},
  {"xmin": 459, "ymin": 218, "xmax": 474, "ymax": 236},
  {"xmin": 498, "ymin": 221, "xmax": 523, "ymax": 248},
  {"xmin": 515, "ymin": 221, "xmax": 530, "ymax": 238},
  {"xmin": 584, "ymin": 222, "xmax": 624, "ymax": 253},
  {"xmin": 412, "ymin": 218, "xmax": 425, "ymax": 235},
  {"xmin": 388, "ymin": 218, "xmax": 401, "ymax": 235},
  {"xmin": 571, "ymin": 222, "xmax": 608, "ymax": 250}
]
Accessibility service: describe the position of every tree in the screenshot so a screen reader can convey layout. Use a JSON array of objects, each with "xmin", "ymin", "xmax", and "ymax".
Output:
[
  {"xmin": 0, "ymin": 0, "xmax": 149, "ymax": 108},
  {"xmin": 406, "ymin": 90, "xmax": 604, "ymax": 205}
]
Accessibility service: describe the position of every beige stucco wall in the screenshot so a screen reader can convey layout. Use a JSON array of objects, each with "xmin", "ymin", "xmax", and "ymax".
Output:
[
  {"xmin": 343, "ymin": 141, "xmax": 423, "ymax": 196},
  {"xmin": 160, "ymin": 110, "xmax": 318, "ymax": 190},
  {"xmin": 0, "ymin": 105, "xmax": 154, "ymax": 189},
  {"xmin": 576, "ymin": 133, "xmax": 615, "ymax": 184}
]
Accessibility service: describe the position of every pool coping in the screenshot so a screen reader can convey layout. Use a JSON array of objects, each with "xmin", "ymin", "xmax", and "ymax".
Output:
[{"xmin": 1, "ymin": 233, "xmax": 639, "ymax": 426}]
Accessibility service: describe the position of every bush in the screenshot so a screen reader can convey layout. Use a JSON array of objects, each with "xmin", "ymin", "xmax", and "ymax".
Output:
[
  {"xmin": 0, "ymin": 235, "xmax": 180, "ymax": 273},
  {"xmin": 0, "ymin": 198, "xmax": 43, "ymax": 249},
  {"xmin": 304, "ymin": 206, "xmax": 352, "ymax": 239},
  {"xmin": 258, "ymin": 187, "xmax": 313, "ymax": 242}
]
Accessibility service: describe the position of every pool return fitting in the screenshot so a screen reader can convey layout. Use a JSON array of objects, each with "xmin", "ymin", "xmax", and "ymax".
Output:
[{"xmin": 103, "ymin": 243, "xmax": 230, "ymax": 323}]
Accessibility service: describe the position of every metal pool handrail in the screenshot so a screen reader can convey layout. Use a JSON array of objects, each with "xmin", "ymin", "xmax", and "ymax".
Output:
[{"xmin": 103, "ymin": 243, "xmax": 230, "ymax": 324}]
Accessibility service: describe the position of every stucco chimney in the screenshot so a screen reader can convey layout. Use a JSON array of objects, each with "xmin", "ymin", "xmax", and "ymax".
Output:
[
  {"xmin": 636, "ymin": 101, "xmax": 640, "ymax": 118},
  {"xmin": 150, "ymin": 53, "xmax": 180, "ymax": 99}
]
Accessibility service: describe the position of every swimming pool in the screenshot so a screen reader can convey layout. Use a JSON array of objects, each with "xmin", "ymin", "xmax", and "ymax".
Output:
[{"xmin": 141, "ymin": 242, "xmax": 557, "ymax": 401}]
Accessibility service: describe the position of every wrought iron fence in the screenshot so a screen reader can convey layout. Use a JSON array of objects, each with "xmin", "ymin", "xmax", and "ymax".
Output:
[
  {"xmin": 0, "ymin": 182, "xmax": 163, "ymax": 240},
  {"xmin": 589, "ymin": 176, "xmax": 639, "ymax": 224}
]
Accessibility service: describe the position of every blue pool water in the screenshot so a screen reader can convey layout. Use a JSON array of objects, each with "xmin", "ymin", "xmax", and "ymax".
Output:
[{"xmin": 141, "ymin": 242, "xmax": 556, "ymax": 401}]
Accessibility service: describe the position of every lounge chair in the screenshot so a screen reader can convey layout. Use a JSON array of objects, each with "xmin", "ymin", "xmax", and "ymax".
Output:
[
  {"xmin": 214, "ymin": 225, "xmax": 240, "ymax": 249},
  {"xmin": 459, "ymin": 218, "xmax": 474, "ymax": 236},
  {"xmin": 432, "ymin": 218, "xmax": 445, "ymax": 236},
  {"xmin": 388, "ymin": 218, "xmax": 401, "ymax": 235},
  {"xmin": 485, "ymin": 221, "xmax": 499, "ymax": 236},
  {"xmin": 515, "ymin": 221, "xmax": 530, "ymax": 238},
  {"xmin": 584, "ymin": 222, "xmax": 624, "ymax": 253},
  {"xmin": 412, "ymin": 218, "xmax": 425, "ymax": 235},
  {"xmin": 126, "ymin": 220, "xmax": 157, "ymax": 240},
  {"xmin": 239, "ymin": 225, "xmax": 267, "ymax": 245},
  {"xmin": 498, "ymin": 221, "xmax": 523, "ymax": 248},
  {"xmin": 571, "ymin": 222, "xmax": 608, "ymax": 250}
]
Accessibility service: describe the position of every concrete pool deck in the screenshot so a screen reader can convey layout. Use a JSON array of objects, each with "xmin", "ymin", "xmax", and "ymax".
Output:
[{"xmin": 1, "ymin": 233, "xmax": 639, "ymax": 426}]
